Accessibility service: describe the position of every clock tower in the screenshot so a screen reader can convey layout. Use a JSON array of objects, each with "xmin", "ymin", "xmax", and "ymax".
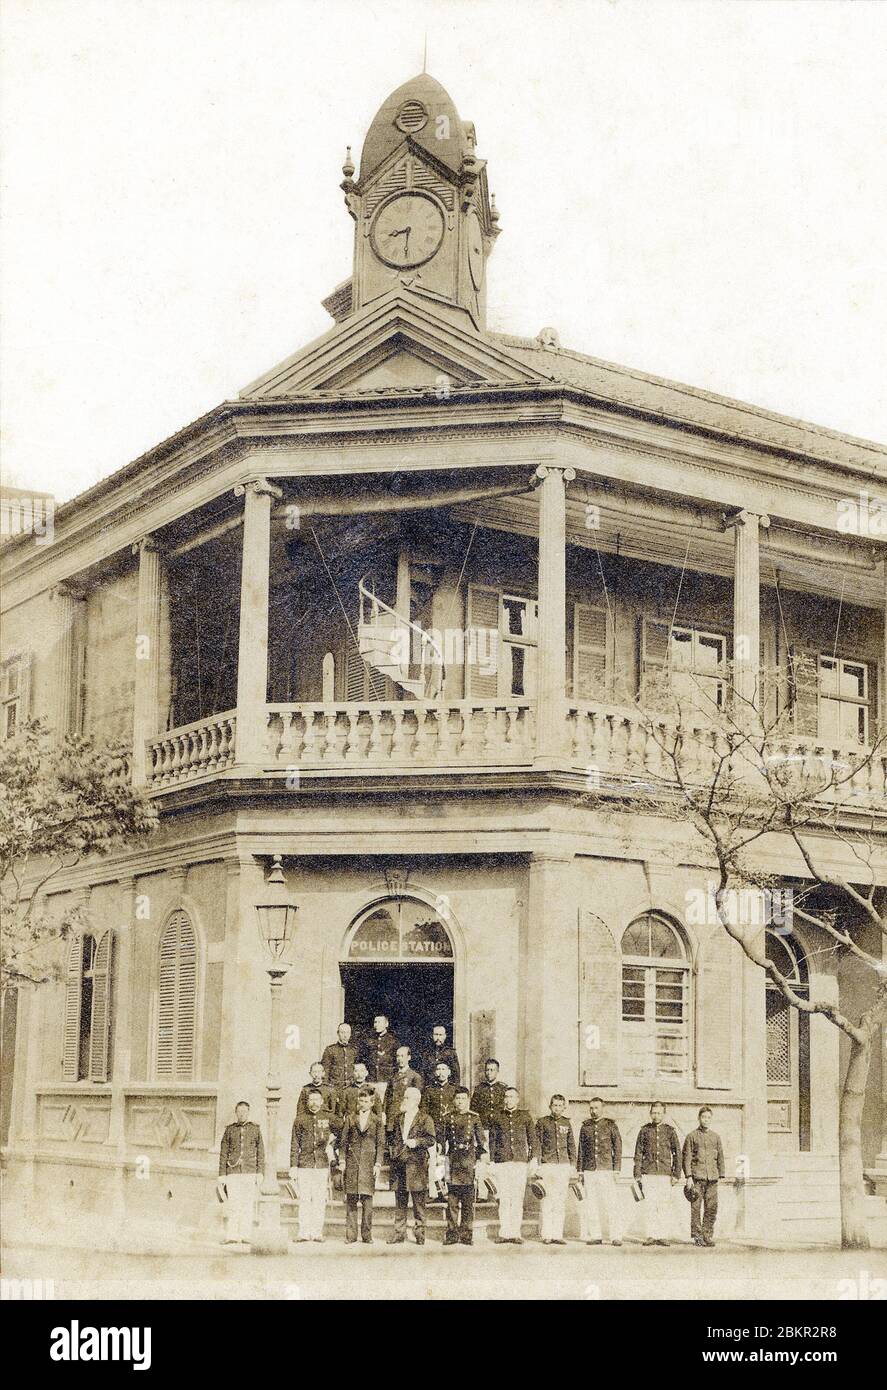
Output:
[{"xmin": 338, "ymin": 73, "xmax": 500, "ymax": 328}]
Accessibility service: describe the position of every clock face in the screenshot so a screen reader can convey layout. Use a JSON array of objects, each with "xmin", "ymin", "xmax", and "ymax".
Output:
[
  {"xmin": 370, "ymin": 192, "xmax": 445, "ymax": 269},
  {"xmin": 466, "ymin": 209, "xmax": 485, "ymax": 290}
]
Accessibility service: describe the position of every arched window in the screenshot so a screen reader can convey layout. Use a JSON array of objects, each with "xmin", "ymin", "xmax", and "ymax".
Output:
[
  {"xmin": 765, "ymin": 931, "xmax": 810, "ymax": 1149},
  {"xmin": 621, "ymin": 913, "xmax": 690, "ymax": 1080},
  {"xmin": 155, "ymin": 910, "xmax": 198, "ymax": 1080}
]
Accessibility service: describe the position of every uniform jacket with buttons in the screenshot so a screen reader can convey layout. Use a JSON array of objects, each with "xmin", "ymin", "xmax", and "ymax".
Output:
[
  {"xmin": 387, "ymin": 1110, "xmax": 437, "ymax": 1193},
  {"xmin": 363, "ymin": 1031, "xmax": 400, "ymax": 1083},
  {"xmin": 338, "ymin": 1112, "xmax": 385, "ymax": 1196},
  {"xmin": 290, "ymin": 1111, "xmax": 335, "ymax": 1169},
  {"xmin": 577, "ymin": 1116, "xmax": 623, "ymax": 1173},
  {"xmin": 219, "ymin": 1120, "xmax": 264, "ymax": 1177},
  {"xmin": 424, "ymin": 1081, "xmax": 458, "ymax": 1141},
  {"xmin": 470, "ymin": 1080, "xmax": 508, "ymax": 1130},
  {"xmin": 320, "ymin": 1042, "xmax": 358, "ymax": 1092},
  {"xmin": 489, "ymin": 1108, "xmax": 538, "ymax": 1164},
  {"xmin": 682, "ymin": 1127, "xmax": 725, "ymax": 1181},
  {"xmin": 296, "ymin": 1082, "xmax": 336, "ymax": 1121},
  {"xmin": 421, "ymin": 1044, "xmax": 461, "ymax": 1087},
  {"xmin": 443, "ymin": 1111, "xmax": 487, "ymax": 1187},
  {"xmin": 384, "ymin": 1068, "xmax": 425, "ymax": 1127},
  {"xmin": 633, "ymin": 1121, "xmax": 681, "ymax": 1179},
  {"xmin": 536, "ymin": 1114, "xmax": 577, "ymax": 1166}
]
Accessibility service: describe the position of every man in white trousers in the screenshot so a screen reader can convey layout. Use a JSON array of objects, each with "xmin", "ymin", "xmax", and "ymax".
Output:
[
  {"xmin": 633, "ymin": 1101, "xmax": 681, "ymax": 1245},
  {"xmin": 534, "ymin": 1094, "xmax": 577, "ymax": 1244},
  {"xmin": 577, "ymin": 1096, "xmax": 624, "ymax": 1246},
  {"xmin": 289, "ymin": 1090, "xmax": 336, "ymax": 1242},
  {"xmin": 489, "ymin": 1086, "xmax": 538, "ymax": 1244},
  {"xmin": 218, "ymin": 1101, "xmax": 264, "ymax": 1246}
]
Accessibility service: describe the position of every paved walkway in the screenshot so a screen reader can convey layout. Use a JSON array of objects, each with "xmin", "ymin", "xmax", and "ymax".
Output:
[{"xmin": 3, "ymin": 1238, "xmax": 885, "ymax": 1301}]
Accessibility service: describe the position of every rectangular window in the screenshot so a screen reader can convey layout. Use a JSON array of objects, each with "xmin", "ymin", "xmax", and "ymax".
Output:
[
  {"xmin": 621, "ymin": 964, "xmax": 689, "ymax": 1080},
  {"xmin": 819, "ymin": 656, "xmax": 869, "ymax": 745},
  {"xmin": 500, "ymin": 594, "xmax": 537, "ymax": 699},
  {"xmin": 1, "ymin": 655, "xmax": 25, "ymax": 739},
  {"xmin": 669, "ymin": 626, "xmax": 727, "ymax": 711}
]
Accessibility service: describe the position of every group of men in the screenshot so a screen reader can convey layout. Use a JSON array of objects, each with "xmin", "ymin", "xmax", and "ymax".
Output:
[{"xmin": 218, "ymin": 1017, "xmax": 726, "ymax": 1249}]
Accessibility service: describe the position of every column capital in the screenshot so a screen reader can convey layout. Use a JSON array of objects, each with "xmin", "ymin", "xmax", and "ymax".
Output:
[
  {"xmin": 49, "ymin": 582, "xmax": 80, "ymax": 602},
  {"xmin": 534, "ymin": 463, "xmax": 576, "ymax": 486},
  {"xmin": 131, "ymin": 535, "xmax": 161, "ymax": 558},
  {"xmin": 234, "ymin": 476, "xmax": 284, "ymax": 501},
  {"xmin": 722, "ymin": 508, "xmax": 770, "ymax": 532}
]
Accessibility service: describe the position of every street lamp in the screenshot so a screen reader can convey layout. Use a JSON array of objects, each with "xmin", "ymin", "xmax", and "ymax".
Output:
[{"xmin": 255, "ymin": 854, "xmax": 297, "ymax": 1201}]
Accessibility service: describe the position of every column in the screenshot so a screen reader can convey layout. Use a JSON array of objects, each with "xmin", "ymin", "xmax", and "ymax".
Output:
[
  {"xmin": 726, "ymin": 509, "xmax": 770, "ymax": 716},
  {"xmin": 522, "ymin": 848, "xmax": 577, "ymax": 1115},
  {"xmin": 234, "ymin": 478, "xmax": 282, "ymax": 766},
  {"xmin": 882, "ymin": 560, "xmax": 887, "ymax": 731},
  {"xmin": 131, "ymin": 538, "xmax": 162, "ymax": 786},
  {"xmin": 49, "ymin": 585, "xmax": 78, "ymax": 738},
  {"xmin": 534, "ymin": 464, "xmax": 575, "ymax": 762},
  {"xmin": 108, "ymin": 878, "xmax": 136, "ymax": 1152}
]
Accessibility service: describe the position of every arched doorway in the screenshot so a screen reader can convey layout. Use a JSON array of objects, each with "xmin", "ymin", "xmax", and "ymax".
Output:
[
  {"xmin": 765, "ymin": 932, "xmax": 811, "ymax": 1152},
  {"xmin": 340, "ymin": 897, "xmax": 455, "ymax": 1068}
]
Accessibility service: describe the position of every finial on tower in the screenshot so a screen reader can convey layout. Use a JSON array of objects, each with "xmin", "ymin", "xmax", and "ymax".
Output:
[{"xmin": 342, "ymin": 146, "xmax": 355, "ymax": 179}]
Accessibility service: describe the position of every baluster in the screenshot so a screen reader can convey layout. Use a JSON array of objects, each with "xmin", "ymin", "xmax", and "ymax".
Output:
[
  {"xmin": 389, "ymin": 707, "xmax": 407, "ymax": 762},
  {"xmin": 365, "ymin": 709, "xmax": 382, "ymax": 762}
]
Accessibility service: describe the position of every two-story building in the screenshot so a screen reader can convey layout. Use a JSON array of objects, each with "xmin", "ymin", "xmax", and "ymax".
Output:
[{"xmin": 2, "ymin": 71, "xmax": 885, "ymax": 1243}]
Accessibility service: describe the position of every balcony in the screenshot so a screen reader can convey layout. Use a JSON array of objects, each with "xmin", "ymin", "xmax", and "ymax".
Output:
[{"xmin": 143, "ymin": 697, "xmax": 887, "ymax": 808}]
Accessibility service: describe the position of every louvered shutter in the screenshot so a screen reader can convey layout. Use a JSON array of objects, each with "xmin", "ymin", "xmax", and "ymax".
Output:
[
  {"xmin": 62, "ymin": 936, "xmax": 84, "ymax": 1081},
  {"xmin": 573, "ymin": 603, "xmax": 608, "ymax": 699},
  {"xmin": 578, "ymin": 910, "xmax": 620, "ymax": 1086},
  {"xmin": 87, "ymin": 930, "xmax": 114, "ymax": 1082},
  {"xmin": 466, "ymin": 585, "xmax": 500, "ymax": 698},
  {"xmin": 695, "ymin": 927, "xmax": 735, "ymax": 1089},
  {"xmin": 788, "ymin": 647, "xmax": 819, "ymax": 737},
  {"xmin": 345, "ymin": 646, "xmax": 367, "ymax": 702},
  {"xmin": 156, "ymin": 911, "xmax": 198, "ymax": 1080}
]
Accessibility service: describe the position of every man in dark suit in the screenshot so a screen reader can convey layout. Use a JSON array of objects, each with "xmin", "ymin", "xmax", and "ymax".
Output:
[
  {"xmin": 424, "ymin": 1061, "xmax": 458, "ymax": 1143},
  {"xmin": 363, "ymin": 1014, "xmax": 399, "ymax": 1094},
  {"xmin": 341, "ymin": 1061, "xmax": 384, "ymax": 1119},
  {"xmin": 442, "ymin": 1088, "xmax": 486, "ymax": 1246},
  {"xmin": 387, "ymin": 1085, "xmax": 436, "ymax": 1245},
  {"xmin": 471, "ymin": 1058, "xmax": 508, "ymax": 1198},
  {"xmin": 421, "ymin": 1025, "xmax": 461, "ymax": 1086},
  {"xmin": 337, "ymin": 1085, "xmax": 385, "ymax": 1244},
  {"xmin": 534, "ymin": 1094, "xmax": 577, "ymax": 1244},
  {"xmin": 321, "ymin": 1023, "xmax": 357, "ymax": 1112},
  {"xmin": 682, "ymin": 1106, "xmax": 726, "ymax": 1247},
  {"xmin": 384, "ymin": 1046, "xmax": 424, "ymax": 1130},
  {"xmin": 296, "ymin": 1061, "xmax": 336, "ymax": 1120}
]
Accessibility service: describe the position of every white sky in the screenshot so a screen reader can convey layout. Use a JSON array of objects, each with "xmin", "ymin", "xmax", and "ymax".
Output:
[{"xmin": 1, "ymin": 0, "xmax": 885, "ymax": 504}]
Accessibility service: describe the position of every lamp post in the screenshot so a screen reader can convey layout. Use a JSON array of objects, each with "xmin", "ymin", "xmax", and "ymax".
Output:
[{"xmin": 255, "ymin": 855, "xmax": 297, "ymax": 1204}]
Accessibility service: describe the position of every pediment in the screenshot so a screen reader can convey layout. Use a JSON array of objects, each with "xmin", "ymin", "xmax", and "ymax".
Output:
[{"xmin": 240, "ymin": 288, "xmax": 542, "ymax": 398}]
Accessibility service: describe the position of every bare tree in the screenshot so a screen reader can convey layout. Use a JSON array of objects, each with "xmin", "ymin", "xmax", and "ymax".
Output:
[{"xmin": 585, "ymin": 663, "xmax": 886, "ymax": 1249}]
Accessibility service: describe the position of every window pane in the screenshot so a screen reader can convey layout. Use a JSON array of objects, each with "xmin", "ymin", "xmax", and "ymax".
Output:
[
  {"xmin": 840, "ymin": 662, "xmax": 867, "ymax": 700},
  {"xmin": 819, "ymin": 699, "xmax": 841, "ymax": 742},
  {"xmin": 670, "ymin": 629, "xmax": 693, "ymax": 670},
  {"xmin": 696, "ymin": 633, "xmax": 725, "ymax": 672},
  {"xmin": 818, "ymin": 658, "xmax": 838, "ymax": 696},
  {"xmin": 621, "ymin": 921, "xmax": 650, "ymax": 956},
  {"xmin": 649, "ymin": 921, "xmax": 681, "ymax": 959}
]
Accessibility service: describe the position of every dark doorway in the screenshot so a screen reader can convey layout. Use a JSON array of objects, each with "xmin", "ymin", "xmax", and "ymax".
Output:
[{"xmin": 341, "ymin": 963, "xmax": 454, "ymax": 1069}]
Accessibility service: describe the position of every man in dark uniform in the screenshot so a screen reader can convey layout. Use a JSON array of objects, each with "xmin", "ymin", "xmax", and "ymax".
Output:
[
  {"xmin": 421, "ymin": 1024, "xmax": 461, "ymax": 1086},
  {"xmin": 442, "ymin": 1087, "xmax": 486, "ymax": 1246},
  {"xmin": 337, "ymin": 1085, "xmax": 385, "ymax": 1245},
  {"xmin": 321, "ymin": 1023, "xmax": 357, "ymax": 1112},
  {"xmin": 424, "ymin": 1061, "xmax": 458, "ymax": 1143},
  {"xmin": 471, "ymin": 1058, "xmax": 508, "ymax": 1197},
  {"xmin": 289, "ymin": 1089, "xmax": 336, "ymax": 1242},
  {"xmin": 577, "ymin": 1096, "xmax": 624, "ymax": 1246},
  {"xmin": 363, "ymin": 1014, "xmax": 399, "ymax": 1104},
  {"xmin": 387, "ymin": 1086, "xmax": 436, "ymax": 1245},
  {"xmin": 384, "ymin": 1046, "xmax": 424, "ymax": 1130},
  {"xmin": 341, "ymin": 1061, "xmax": 384, "ymax": 1120},
  {"xmin": 534, "ymin": 1094, "xmax": 577, "ymax": 1244},
  {"xmin": 682, "ymin": 1106, "xmax": 726, "ymax": 1247},
  {"xmin": 489, "ymin": 1086, "xmax": 538, "ymax": 1244},
  {"xmin": 218, "ymin": 1101, "xmax": 264, "ymax": 1245},
  {"xmin": 633, "ymin": 1101, "xmax": 681, "ymax": 1245},
  {"xmin": 296, "ymin": 1061, "xmax": 336, "ymax": 1120}
]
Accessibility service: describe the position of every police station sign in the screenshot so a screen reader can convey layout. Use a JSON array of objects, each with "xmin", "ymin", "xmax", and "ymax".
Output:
[{"xmin": 348, "ymin": 901, "xmax": 453, "ymax": 961}]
